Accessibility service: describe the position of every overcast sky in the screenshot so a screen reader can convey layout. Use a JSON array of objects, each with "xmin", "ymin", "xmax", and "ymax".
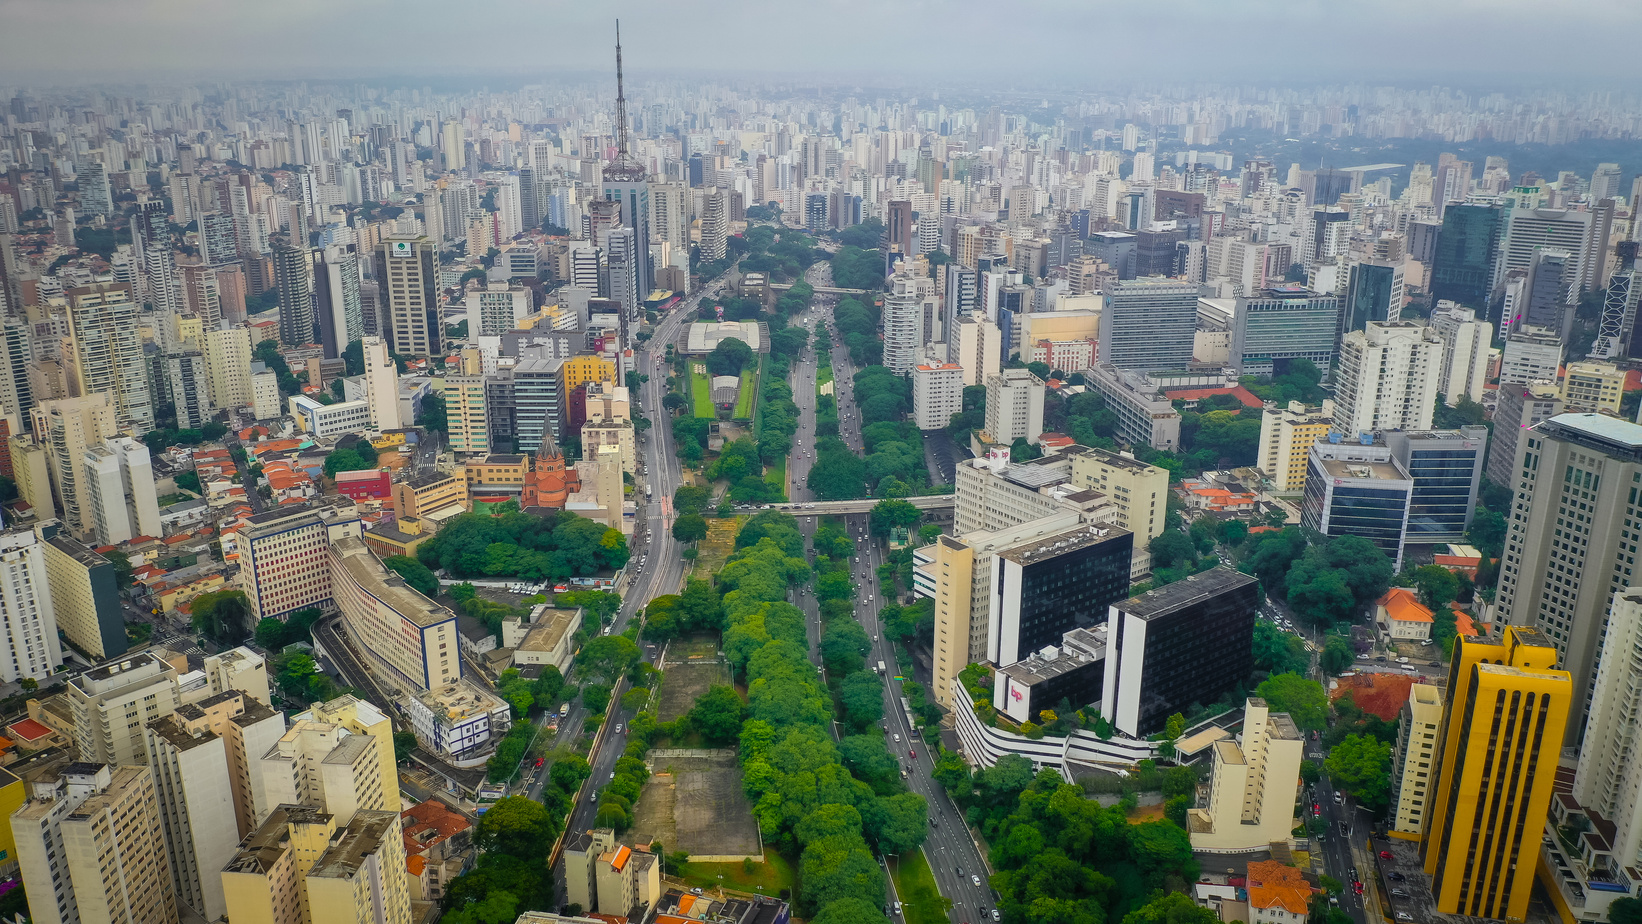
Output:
[{"xmin": 3, "ymin": 0, "xmax": 1641, "ymax": 89}]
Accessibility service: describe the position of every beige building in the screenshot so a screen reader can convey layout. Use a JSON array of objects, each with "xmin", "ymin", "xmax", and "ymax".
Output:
[
  {"xmin": 10, "ymin": 435, "xmax": 52, "ymax": 519},
  {"xmin": 251, "ymin": 369, "xmax": 282, "ymax": 419},
  {"xmin": 1256, "ymin": 400, "xmax": 1335, "ymax": 494},
  {"xmin": 1188, "ymin": 697, "xmax": 1305, "ymax": 852},
  {"xmin": 563, "ymin": 828, "xmax": 662, "ymax": 917},
  {"xmin": 258, "ymin": 702, "xmax": 398, "ymax": 829},
  {"xmin": 582, "ymin": 381, "xmax": 635, "ymax": 474},
  {"xmin": 445, "ymin": 374, "xmax": 488, "ymax": 455},
  {"xmin": 39, "ymin": 530, "xmax": 126, "ymax": 660},
  {"xmin": 304, "ymin": 809, "xmax": 412, "ymax": 924},
  {"xmin": 30, "ymin": 393, "xmax": 119, "ymax": 539},
  {"xmin": 221, "ymin": 802, "xmax": 410, "ymax": 924},
  {"xmin": 1561, "ymin": 360, "xmax": 1625, "ymax": 414},
  {"xmin": 145, "ymin": 690, "xmax": 285, "ymax": 922},
  {"xmin": 392, "ymin": 472, "xmax": 468, "ymax": 519},
  {"xmin": 1390, "ymin": 683, "xmax": 1443, "ymax": 837},
  {"xmin": 14, "ymin": 762, "xmax": 180, "ymax": 924},
  {"xmin": 512, "ymin": 605, "xmax": 578, "ymax": 675},
  {"xmin": 67, "ymin": 651, "xmax": 183, "ymax": 766},
  {"xmin": 204, "ymin": 325, "xmax": 254, "ymax": 410},
  {"xmin": 1067, "ymin": 446, "xmax": 1168, "ymax": 541},
  {"xmin": 362, "ymin": 335, "xmax": 404, "ymax": 431}
]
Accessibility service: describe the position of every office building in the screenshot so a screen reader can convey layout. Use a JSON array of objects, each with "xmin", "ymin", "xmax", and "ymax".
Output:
[
  {"xmin": 65, "ymin": 283, "xmax": 154, "ymax": 433},
  {"xmin": 1428, "ymin": 302, "xmax": 1492, "ymax": 406},
  {"xmin": 14, "ymin": 762, "xmax": 180, "ymax": 924},
  {"xmin": 1066, "ymin": 446, "xmax": 1169, "ymax": 541},
  {"xmin": 314, "ymin": 244, "xmax": 363, "ymax": 359},
  {"xmin": 1342, "ymin": 261, "xmax": 1404, "ymax": 332},
  {"xmin": 0, "ymin": 528, "xmax": 62, "ymax": 683},
  {"xmin": 1332, "ymin": 322, "xmax": 1444, "ymax": 438},
  {"xmin": 1098, "ymin": 278, "xmax": 1198, "ymax": 372},
  {"xmin": 1300, "ymin": 439, "xmax": 1415, "ymax": 568},
  {"xmin": 1256, "ymin": 400, "xmax": 1335, "ymax": 494},
  {"xmin": 1102, "ymin": 568, "xmax": 1259, "ymax": 736},
  {"xmin": 392, "ymin": 472, "xmax": 468, "ymax": 520},
  {"xmin": 1389, "ymin": 683, "xmax": 1443, "ymax": 837},
  {"xmin": 236, "ymin": 503, "xmax": 364, "ymax": 621},
  {"xmin": 1083, "ymin": 363, "xmax": 1182, "ymax": 451},
  {"xmin": 1571, "ymin": 587, "xmax": 1642, "ymax": 869},
  {"xmin": 82, "ymin": 437, "xmax": 162, "ymax": 547},
  {"xmin": 164, "ymin": 350, "xmax": 211, "ymax": 428},
  {"xmin": 1499, "ymin": 325, "xmax": 1562, "ymax": 386},
  {"xmin": 360, "ymin": 335, "xmax": 403, "ymax": 431},
  {"xmin": 1422, "ymin": 628, "xmax": 1570, "ymax": 920},
  {"xmin": 1561, "ymin": 360, "xmax": 1625, "ymax": 414},
  {"xmin": 1231, "ymin": 287, "xmax": 1341, "ymax": 378},
  {"xmin": 912, "ymin": 363, "xmax": 965, "ymax": 432},
  {"xmin": 515, "ymin": 358, "xmax": 565, "ymax": 448},
  {"xmin": 289, "ymin": 394, "xmax": 370, "ymax": 438},
  {"xmin": 951, "ymin": 314, "xmax": 1001, "ymax": 387},
  {"xmin": 1487, "ymin": 380, "xmax": 1561, "ymax": 487},
  {"xmin": 983, "ymin": 368, "xmax": 1045, "ymax": 444},
  {"xmin": 1384, "ymin": 428, "xmax": 1487, "ymax": 545},
  {"xmin": 204, "ymin": 325, "xmax": 254, "ymax": 411},
  {"xmin": 1497, "ymin": 199, "xmax": 1601, "ymax": 305},
  {"xmin": 1187, "ymin": 696, "xmax": 1304, "ymax": 853},
  {"xmin": 1495, "ymin": 414, "xmax": 1642, "ymax": 741},
  {"xmin": 145, "ymin": 690, "xmax": 285, "ymax": 921},
  {"xmin": 1429, "ymin": 202, "xmax": 1502, "ymax": 311},
  {"xmin": 991, "ymin": 626, "xmax": 1109, "ymax": 724},
  {"xmin": 376, "ymin": 237, "xmax": 439, "ymax": 356},
  {"xmin": 40, "ymin": 529, "xmax": 126, "ymax": 660},
  {"xmin": 990, "ymin": 523, "xmax": 1132, "ymax": 666},
  {"xmin": 329, "ymin": 535, "xmax": 465, "ymax": 693}
]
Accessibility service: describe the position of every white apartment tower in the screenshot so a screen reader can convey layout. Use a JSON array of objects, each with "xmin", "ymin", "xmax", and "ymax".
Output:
[
  {"xmin": 1573, "ymin": 587, "xmax": 1642, "ymax": 867},
  {"xmin": 882, "ymin": 269, "xmax": 933, "ymax": 375},
  {"xmin": 82, "ymin": 437, "xmax": 162, "ymax": 546},
  {"xmin": 0, "ymin": 528, "xmax": 63, "ymax": 682},
  {"xmin": 984, "ymin": 368, "xmax": 1046, "ymax": 444},
  {"xmin": 65, "ymin": 283, "xmax": 154, "ymax": 433},
  {"xmin": 913, "ymin": 363, "xmax": 965, "ymax": 431},
  {"xmin": 1332, "ymin": 322, "xmax": 1444, "ymax": 438},
  {"xmin": 361, "ymin": 336, "xmax": 403, "ymax": 431},
  {"xmin": 1429, "ymin": 302, "xmax": 1493, "ymax": 406}
]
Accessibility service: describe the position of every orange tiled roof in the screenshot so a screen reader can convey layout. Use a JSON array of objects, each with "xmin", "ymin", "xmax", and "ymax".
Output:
[
  {"xmin": 1246, "ymin": 860, "xmax": 1312, "ymax": 915},
  {"xmin": 1378, "ymin": 587, "xmax": 1433, "ymax": 623},
  {"xmin": 1455, "ymin": 609, "xmax": 1480, "ymax": 637},
  {"xmin": 1162, "ymin": 384, "xmax": 1264, "ymax": 409},
  {"xmin": 406, "ymin": 854, "xmax": 426, "ymax": 877}
]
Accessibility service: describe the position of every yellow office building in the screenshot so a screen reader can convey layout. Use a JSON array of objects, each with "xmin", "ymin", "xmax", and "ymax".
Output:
[
  {"xmin": 560, "ymin": 353, "xmax": 616, "ymax": 391},
  {"xmin": 1421, "ymin": 627, "xmax": 1571, "ymax": 921}
]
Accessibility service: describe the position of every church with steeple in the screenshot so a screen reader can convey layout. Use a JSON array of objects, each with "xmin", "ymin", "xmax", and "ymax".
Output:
[{"xmin": 522, "ymin": 430, "xmax": 579, "ymax": 511}]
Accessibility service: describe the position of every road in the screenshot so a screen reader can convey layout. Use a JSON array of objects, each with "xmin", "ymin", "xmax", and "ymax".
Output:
[
  {"xmin": 783, "ymin": 270, "xmax": 995, "ymax": 921},
  {"xmin": 1310, "ymin": 768, "xmax": 1378, "ymax": 924}
]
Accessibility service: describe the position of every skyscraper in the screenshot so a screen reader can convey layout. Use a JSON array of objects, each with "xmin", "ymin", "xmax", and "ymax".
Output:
[
  {"xmin": 314, "ymin": 243, "xmax": 362, "ymax": 359},
  {"xmin": 134, "ymin": 199, "xmax": 181, "ymax": 315},
  {"xmin": 66, "ymin": 283, "xmax": 154, "ymax": 433},
  {"xmin": 1342, "ymin": 260, "xmax": 1404, "ymax": 332},
  {"xmin": 881, "ymin": 268, "xmax": 931, "ymax": 375},
  {"xmin": 0, "ymin": 527, "xmax": 62, "ymax": 683},
  {"xmin": 1428, "ymin": 302, "xmax": 1492, "ymax": 406},
  {"xmin": 1230, "ymin": 287, "xmax": 1341, "ymax": 378},
  {"xmin": 983, "ymin": 368, "xmax": 1045, "ymax": 444},
  {"xmin": 31, "ymin": 393, "xmax": 119, "ymax": 539},
  {"xmin": 1573, "ymin": 586, "xmax": 1642, "ymax": 871},
  {"xmin": 1422, "ymin": 627, "xmax": 1570, "ymax": 920},
  {"xmin": 1496, "ymin": 413, "xmax": 1642, "ymax": 739},
  {"xmin": 165, "ymin": 351, "xmax": 211, "ymax": 429},
  {"xmin": 361, "ymin": 336, "xmax": 403, "ymax": 432},
  {"xmin": 83, "ymin": 437, "xmax": 162, "ymax": 547},
  {"xmin": 375, "ymin": 237, "xmax": 439, "ymax": 356},
  {"xmin": 273, "ymin": 244, "xmax": 315, "ymax": 347},
  {"xmin": 601, "ymin": 23, "xmax": 652, "ymax": 307},
  {"xmin": 1429, "ymin": 202, "xmax": 1502, "ymax": 313},
  {"xmin": 700, "ymin": 187, "xmax": 729, "ymax": 261}
]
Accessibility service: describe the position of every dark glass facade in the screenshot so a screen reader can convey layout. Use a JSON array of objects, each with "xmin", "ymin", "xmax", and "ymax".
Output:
[
  {"xmin": 1115, "ymin": 571, "xmax": 1259, "ymax": 734},
  {"xmin": 1431, "ymin": 204, "xmax": 1502, "ymax": 313},
  {"xmin": 1403, "ymin": 447, "xmax": 1482, "ymax": 540},
  {"xmin": 1011, "ymin": 533, "xmax": 1133, "ymax": 657},
  {"xmin": 1321, "ymin": 484, "xmax": 1411, "ymax": 557},
  {"xmin": 1345, "ymin": 262, "xmax": 1398, "ymax": 331}
]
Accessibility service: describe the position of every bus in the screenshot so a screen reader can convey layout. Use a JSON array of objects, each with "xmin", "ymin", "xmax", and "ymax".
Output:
[
  {"xmin": 876, "ymin": 661, "xmax": 886, "ymax": 674},
  {"xmin": 559, "ymin": 703, "xmax": 572, "ymax": 719}
]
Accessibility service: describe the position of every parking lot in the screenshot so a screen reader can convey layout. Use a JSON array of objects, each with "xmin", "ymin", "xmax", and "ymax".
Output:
[{"xmin": 1372, "ymin": 834, "xmax": 1436, "ymax": 924}]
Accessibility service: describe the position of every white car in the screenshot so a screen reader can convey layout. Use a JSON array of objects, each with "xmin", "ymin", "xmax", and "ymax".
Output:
[{"xmin": 972, "ymin": 875, "xmax": 982, "ymax": 886}]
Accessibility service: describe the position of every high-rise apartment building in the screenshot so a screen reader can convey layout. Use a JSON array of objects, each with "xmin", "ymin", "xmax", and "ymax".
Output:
[
  {"xmin": 164, "ymin": 350, "xmax": 211, "ymax": 428},
  {"xmin": 1098, "ymin": 278, "xmax": 1198, "ymax": 372},
  {"xmin": 1066, "ymin": 446, "xmax": 1170, "ymax": 542},
  {"xmin": 1496, "ymin": 414, "xmax": 1642, "ymax": 740},
  {"xmin": 1332, "ymin": 322, "xmax": 1444, "ymax": 438},
  {"xmin": 699, "ymin": 188, "xmax": 729, "ymax": 261},
  {"xmin": 515, "ymin": 358, "xmax": 565, "ymax": 449},
  {"xmin": 1256, "ymin": 400, "xmax": 1335, "ymax": 494},
  {"xmin": 144, "ymin": 690, "xmax": 285, "ymax": 921},
  {"xmin": 882, "ymin": 269, "xmax": 933, "ymax": 375},
  {"xmin": 1428, "ymin": 302, "xmax": 1492, "ymax": 406},
  {"xmin": 465, "ymin": 282, "xmax": 532, "ymax": 337},
  {"xmin": 14, "ymin": 762, "xmax": 180, "ymax": 924},
  {"xmin": 65, "ymin": 283, "xmax": 154, "ymax": 433},
  {"xmin": 1499, "ymin": 325, "xmax": 1562, "ymax": 386},
  {"xmin": 1560, "ymin": 361, "xmax": 1625, "ymax": 414},
  {"xmin": 315, "ymin": 243, "xmax": 363, "ymax": 359},
  {"xmin": 1487, "ymin": 380, "xmax": 1562, "ymax": 487},
  {"xmin": 983, "ymin": 368, "xmax": 1045, "ymax": 444},
  {"xmin": 83, "ymin": 437, "xmax": 162, "ymax": 547},
  {"xmin": 445, "ymin": 374, "xmax": 488, "ymax": 456},
  {"xmin": 1389, "ymin": 682, "xmax": 1442, "ymax": 836},
  {"xmin": 31, "ymin": 394, "xmax": 119, "ymax": 540},
  {"xmin": 376, "ymin": 237, "xmax": 439, "ymax": 356},
  {"xmin": 1422, "ymin": 628, "xmax": 1570, "ymax": 920},
  {"xmin": 40, "ymin": 528, "xmax": 126, "ymax": 660},
  {"xmin": 204, "ymin": 325, "xmax": 254, "ymax": 411},
  {"xmin": 0, "ymin": 528, "xmax": 62, "ymax": 683},
  {"xmin": 913, "ymin": 363, "xmax": 965, "ymax": 431},
  {"xmin": 1187, "ymin": 696, "xmax": 1304, "ymax": 853},
  {"xmin": 1572, "ymin": 587, "xmax": 1642, "ymax": 870},
  {"xmin": 361, "ymin": 335, "xmax": 403, "ymax": 432},
  {"xmin": 273, "ymin": 244, "xmax": 315, "ymax": 347},
  {"xmin": 951, "ymin": 314, "xmax": 1001, "ymax": 387}
]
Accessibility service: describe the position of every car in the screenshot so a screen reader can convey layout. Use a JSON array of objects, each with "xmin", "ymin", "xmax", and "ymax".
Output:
[
  {"xmin": 1340, "ymin": 821, "xmax": 1350, "ymax": 836},
  {"xmin": 616, "ymin": 724, "xmax": 624, "ymax": 733},
  {"xmin": 1391, "ymin": 889, "xmax": 1410, "ymax": 898},
  {"xmin": 1398, "ymin": 657, "xmax": 1410, "ymax": 664},
  {"xmin": 956, "ymin": 867, "xmax": 963, "ymax": 876},
  {"xmin": 691, "ymin": 888, "xmax": 703, "ymax": 895},
  {"xmin": 1389, "ymin": 872, "xmax": 1406, "ymax": 881},
  {"xmin": 1349, "ymin": 868, "xmax": 1359, "ymax": 882},
  {"xmin": 1329, "ymin": 896, "xmax": 1340, "ymax": 906},
  {"xmin": 1380, "ymin": 850, "xmax": 1393, "ymax": 859},
  {"xmin": 972, "ymin": 875, "xmax": 982, "ymax": 886},
  {"xmin": 909, "ymin": 750, "xmax": 916, "ymax": 758},
  {"xmin": 1396, "ymin": 914, "xmax": 1413, "ymax": 922},
  {"xmin": 893, "ymin": 734, "xmax": 901, "ymax": 742},
  {"xmin": 1402, "ymin": 664, "xmax": 1418, "ymax": 673},
  {"xmin": 992, "ymin": 912, "xmax": 1000, "ymax": 922},
  {"xmin": 1430, "ymin": 660, "xmax": 1442, "ymax": 666},
  {"xmin": 610, "ymin": 771, "xmax": 616, "ymax": 781},
  {"xmin": 1353, "ymin": 883, "xmax": 1364, "ymax": 895},
  {"xmin": 1312, "ymin": 803, "xmax": 1321, "ymax": 815},
  {"xmin": 1375, "ymin": 655, "xmax": 1387, "ymax": 661},
  {"xmin": 1334, "ymin": 792, "xmax": 1345, "ymax": 804}
]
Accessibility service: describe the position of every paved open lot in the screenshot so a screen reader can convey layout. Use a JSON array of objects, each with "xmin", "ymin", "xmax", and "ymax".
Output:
[
  {"xmin": 656, "ymin": 651, "xmax": 731, "ymax": 723},
  {"xmin": 626, "ymin": 749, "xmax": 762, "ymax": 861}
]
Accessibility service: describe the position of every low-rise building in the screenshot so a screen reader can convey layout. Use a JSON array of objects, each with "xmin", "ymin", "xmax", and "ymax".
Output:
[
  {"xmin": 392, "ymin": 472, "xmax": 469, "ymax": 520},
  {"xmin": 513, "ymin": 605, "xmax": 578, "ymax": 676},
  {"xmin": 289, "ymin": 395, "xmax": 371, "ymax": 439},
  {"xmin": 364, "ymin": 516, "xmax": 432, "ymax": 560},
  {"xmin": 992, "ymin": 626, "xmax": 1107, "ymax": 725},
  {"xmin": 1376, "ymin": 587, "xmax": 1433, "ymax": 641},
  {"xmin": 1082, "ymin": 363, "xmax": 1182, "ymax": 451},
  {"xmin": 1245, "ymin": 861, "xmax": 1314, "ymax": 924}
]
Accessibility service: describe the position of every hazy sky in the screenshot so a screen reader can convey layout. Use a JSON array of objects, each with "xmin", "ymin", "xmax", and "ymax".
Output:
[{"xmin": 3, "ymin": 0, "xmax": 1642, "ymax": 88}]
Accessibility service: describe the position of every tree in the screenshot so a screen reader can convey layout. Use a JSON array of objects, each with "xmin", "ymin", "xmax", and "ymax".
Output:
[
  {"xmin": 1324, "ymin": 733, "xmax": 1392, "ymax": 811},
  {"xmin": 255, "ymin": 617, "xmax": 288, "ymax": 651},
  {"xmin": 674, "ymin": 485, "xmax": 711, "ymax": 515},
  {"xmin": 862, "ymin": 792, "xmax": 929, "ymax": 854},
  {"xmin": 1321, "ymin": 637, "xmax": 1355, "ymax": 676},
  {"xmin": 1608, "ymin": 898, "xmax": 1642, "ymax": 924},
  {"xmin": 1255, "ymin": 673, "xmax": 1327, "ymax": 732},
  {"xmin": 175, "ymin": 470, "xmax": 203, "ymax": 493},
  {"xmin": 578, "ymin": 635, "xmax": 641, "ymax": 683},
  {"xmin": 190, "ymin": 589, "xmax": 252, "ymax": 642},
  {"xmin": 1412, "ymin": 564, "xmax": 1461, "ymax": 612},
  {"xmin": 1300, "ymin": 760, "xmax": 1322, "ymax": 785},
  {"xmin": 1149, "ymin": 531, "xmax": 1197, "ymax": 570},
  {"xmin": 811, "ymin": 897, "xmax": 894, "ymax": 924},
  {"xmin": 383, "ymin": 555, "xmax": 439, "ymax": 598},
  {"xmin": 672, "ymin": 513, "xmax": 709, "ymax": 543},
  {"xmin": 707, "ymin": 337, "xmax": 754, "ymax": 376},
  {"xmin": 393, "ymin": 731, "xmax": 417, "ymax": 762},
  {"xmin": 581, "ymin": 683, "xmax": 612, "ymax": 715},
  {"xmin": 840, "ymin": 671, "xmax": 885, "ymax": 730},
  {"xmin": 1253, "ymin": 621, "xmax": 1309, "ymax": 675},
  {"xmin": 416, "ymin": 392, "xmax": 448, "ymax": 432},
  {"xmin": 19, "ymin": 678, "xmax": 37, "ymax": 693},
  {"xmin": 690, "ymin": 685, "xmax": 746, "ymax": 746},
  {"xmin": 1128, "ymin": 821, "xmax": 1201, "ymax": 887},
  {"xmin": 105, "ymin": 549, "xmax": 135, "ymax": 589},
  {"xmin": 475, "ymin": 796, "xmax": 556, "ymax": 858},
  {"xmin": 869, "ymin": 499, "xmax": 921, "ymax": 536}
]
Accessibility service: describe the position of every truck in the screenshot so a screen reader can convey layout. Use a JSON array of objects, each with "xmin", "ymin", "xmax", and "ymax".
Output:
[
  {"xmin": 876, "ymin": 661, "xmax": 886, "ymax": 674},
  {"xmin": 559, "ymin": 703, "xmax": 571, "ymax": 719}
]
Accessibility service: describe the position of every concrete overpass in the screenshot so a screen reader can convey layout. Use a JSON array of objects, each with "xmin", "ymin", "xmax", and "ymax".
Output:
[
  {"xmin": 740, "ymin": 495, "xmax": 955, "ymax": 516},
  {"xmin": 769, "ymin": 282, "xmax": 876, "ymax": 296}
]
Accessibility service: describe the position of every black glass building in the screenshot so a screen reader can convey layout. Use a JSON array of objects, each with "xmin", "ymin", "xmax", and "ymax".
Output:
[{"xmin": 1430, "ymin": 203, "xmax": 1503, "ymax": 314}]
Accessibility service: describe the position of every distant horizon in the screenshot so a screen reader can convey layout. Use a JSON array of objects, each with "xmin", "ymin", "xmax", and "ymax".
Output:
[{"xmin": 4, "ymin": 0, "xmax": 1642, "ymax": 90}]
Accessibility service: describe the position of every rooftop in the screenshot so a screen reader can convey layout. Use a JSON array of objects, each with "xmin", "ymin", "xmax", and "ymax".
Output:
[
  {"xmin": 310, "ymin": 810, "xmax": 399, "ymax": 881},
  {"xmin": 997, "ymin": 523, "xmax": 1131, "ymax": 567},
  {"xmin": 1316, "ymin": 456, "xmax": 1410, "ymax": 484},
  {"xmin": 1118, "ymin": 567, "xmax": 1258, "ymax": 620},
  {"xmin": 519, "ymin": 606, "xmax": 578, "ymax": 652},
  {"xmin": 331, "ymin": 535, "xmax": 455, "ymax": 627}
]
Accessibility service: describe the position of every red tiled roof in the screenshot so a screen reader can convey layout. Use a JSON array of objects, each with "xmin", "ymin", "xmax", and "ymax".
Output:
[
  {"xmin": 1378, "ymin": 587, "xmax": 1434, "ymax": 623},
  {"xmin": 1162, "ymin": 384, "xmax": 1264, "ymax": 409},
  {"xmin": 7, "ymin": 719, "xmax": 53, "ymax": 743}
]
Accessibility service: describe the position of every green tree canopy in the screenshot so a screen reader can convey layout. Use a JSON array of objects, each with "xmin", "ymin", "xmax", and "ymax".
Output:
[
  {"xmin": 1255, "ymin": 673, "xmax": 1327, "ymax": 732},
  {"xmin": 1324, "ymin": 733, "xmax": 1393, "ymax": 811}
]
